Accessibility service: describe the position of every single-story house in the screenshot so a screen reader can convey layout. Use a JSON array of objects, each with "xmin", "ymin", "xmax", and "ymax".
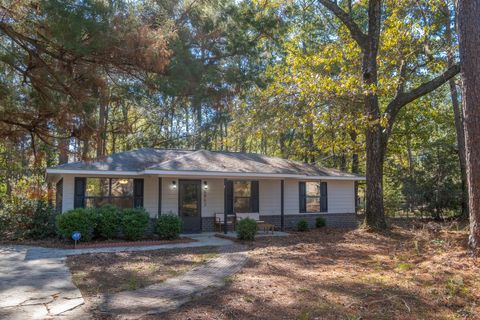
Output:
[{"xmin": 46, "ymin": 148, "xmax": 365, "ymax": 232}]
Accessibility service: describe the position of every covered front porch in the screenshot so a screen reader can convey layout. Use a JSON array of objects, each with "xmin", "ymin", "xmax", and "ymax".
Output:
[{"xmin": 155, "ymin": 176, "xmax": 288, "ymax": 234}]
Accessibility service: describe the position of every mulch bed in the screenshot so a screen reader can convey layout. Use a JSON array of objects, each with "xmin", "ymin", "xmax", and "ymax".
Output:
[
  {"xmin": 155, "ymin": 220, "xmax": 480, "ymax": 320},
  {"xmin": 73, "ymin": 238, "xmax": 194, "ymax": 249},
  {"xmin": 0, "ymin": 237, "xmax": 194, "ymax": 249}
]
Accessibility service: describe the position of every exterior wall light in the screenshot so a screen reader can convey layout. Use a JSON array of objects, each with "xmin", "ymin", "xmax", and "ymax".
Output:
[
  {"xmin": 203, "ymin": 181, "xmax": 208, "ymax": 190},
  {"xmin": 171, "ymin": 180, "xmax": 177, "ymax": 190}
]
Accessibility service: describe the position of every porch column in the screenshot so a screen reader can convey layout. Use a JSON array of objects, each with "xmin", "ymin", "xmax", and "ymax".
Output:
[
  {"xmin": 224, "ymin": 178, "xmax": 228, "ymax": 234},
  {"xmin": 158, "ymin": 177, "xmax": 162, "ymax": 218},
  {"xmin": 281, "ymin": 179, "xmax": 285, "ymax": 231}
]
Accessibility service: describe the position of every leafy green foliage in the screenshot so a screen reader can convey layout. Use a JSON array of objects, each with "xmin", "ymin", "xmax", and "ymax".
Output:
[
  {"xmin": 237, "ymin": 218, "xmax": 257, "ymax": 241},
  {"xmin": 315, "ymin": 217, "xmax": 326, "ymax": 228},
  {"xmin": 155, "ymin": 214, "xmax": 183, "ymax": 240},
  {"xmin": 297, "ymin": 219, "xmax": 309, "ymax": 232},
  {"xmin": 56, "ymin": 208, "xmax": 96, "ymax": 241},
  {"xmin": 121, "ymin": 208, "xmax": 150, "ymax": 241},
  {"xmin": 0, "ymin": 199, "xmax": 56, "ymax": 240},
  {"xmin": 95, "ymin": 204, "xmax": 121, "ymax": 239}
]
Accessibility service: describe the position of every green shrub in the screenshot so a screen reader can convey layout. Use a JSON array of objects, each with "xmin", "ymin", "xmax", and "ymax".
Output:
[
  {"xmin": 237, "ymin": 218, "xmax": 257, "ymax": 241},
  {"xmin": 95, "ymin": 204, "xmax": 121, "ymax": 239},
  {"xmin": 28, "ymin": 201, "xmax": 57, "ymax": 239},
  {"xmin": 155, "ymin": 214, "xmax": 182, "ymax": 239},
  {"xmin": 56, "ymin": 208, "xmax": 96, "ymax": 241},
  {"xmin": 121, "ymin": 208, "xmax": 149, "ymax": 241},
  {"xmin": 315, "ymin": 217, "xmax": 326, "ymax": 228},
  {"xmin": 0, "ymin": 199, "xmax": 56, "ymax": 240},
  {"xmin": 297, "ymin": 219, "xmax": 309, "ymax": 232}
]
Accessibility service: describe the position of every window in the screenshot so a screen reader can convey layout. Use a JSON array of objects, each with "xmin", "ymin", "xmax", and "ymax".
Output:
[
  {"xmin": 84, "ymin": 178, "xmax": 135, "ymax": 209},
  {"xmin": 306, "ymin": 182, "xmax": 321, "ymax": 212},
  {"xmin": 231, "ymin": 180, "xmax": 259, "ymax": 213},
  {"xmin": 299, "ymin": 181, "xmax": 327, "ymax": 213},
  {"xmin": 234, "ymin": 181, "xmax": 251, "ymax": 213}
]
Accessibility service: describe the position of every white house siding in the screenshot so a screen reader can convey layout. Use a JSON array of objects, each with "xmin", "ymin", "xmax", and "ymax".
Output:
[
  {"xmin": 161, "ymin": 177, "xmax": 178, "ymax": 215},
  {"xmin": 142, "ymin": 175, "xmax": 158, "ymax": 218},
  {"xmin": 283, "ymin": 179, "xmax": 355, "ymax": 215},
  {"xmin": 202, "ymin": 179, "xmax": 224, "ymax": 218},
  {"xmin": 259, "ymin": 179, "xmax": 281, "ymax": 215},
  {"xmin": 61, "ymin": 175, "xmax": 75, "ymax": 212},
  {"xmin": 59, "ymin": 175, "xmax": 357, "ymax": 228},
  {"xmin": 327, "ymin": 180, "xmax": 355, "ymax": 213}
]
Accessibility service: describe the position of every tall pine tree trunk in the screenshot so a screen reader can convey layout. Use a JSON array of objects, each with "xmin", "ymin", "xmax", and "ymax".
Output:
[
  {"xmin": 457, "ymin": 0, "xmax": 480, "ymax": 252},
  {"xmin": 363, "ymin": 0, "xmax": 387, "ymax": 230},
  {"xmin": 444, "ymin": 3, "xmax": 468, "ymax": 219}
]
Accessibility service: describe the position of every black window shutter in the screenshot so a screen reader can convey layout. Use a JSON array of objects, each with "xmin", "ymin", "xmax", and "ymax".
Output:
[
  {"xmin": 225, "ymin": 180, "xmax": 234, "ymax": 214},
  {"xmin": 320, "ymin": 182, "xmax": 328, "ymax": 212},
  {"xmin": 250, "ymin": 181, "xmax": 259, "ymax": 213},
  {"xmin": 133, "ymin": 179, "xmax": 144, "ymax": 208},
  {"xmin": 299, "ymin": 182, "xmax": 306, "ymax": 213},
  {"xmin": 74, "ymin": 177, "xmax": 86, "ymax": 208}
]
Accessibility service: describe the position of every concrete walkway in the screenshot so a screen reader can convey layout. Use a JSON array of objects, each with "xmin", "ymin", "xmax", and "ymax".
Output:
[
  {"xmin": 0, "ymin": 246, "xmax": 87, "ymax": 320},
  {"xmin": 98, "ymin": 244, "xmax": 248, "ymax": 319},
  {"xmin": 0, "ymin": 234, "xmax": 238, "ymax": 319}
]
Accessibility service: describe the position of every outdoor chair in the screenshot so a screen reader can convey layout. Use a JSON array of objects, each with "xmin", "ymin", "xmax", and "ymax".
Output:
[{"xmin": 214, "ymin": 213, "xmax": 236, "ymax": 232}]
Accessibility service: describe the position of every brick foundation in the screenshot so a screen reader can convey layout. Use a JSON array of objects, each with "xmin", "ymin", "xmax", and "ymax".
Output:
[{"xmin": 260, "ymin": 213, "xmax": 358, "ymax": 230}]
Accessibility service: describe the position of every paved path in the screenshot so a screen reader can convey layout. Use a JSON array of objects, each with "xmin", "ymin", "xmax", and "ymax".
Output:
[
  {"xmin": 0, "ymin": 234, "xmax": 238, "ymax": 319},
  {"xmin": 0, "ymin": 246, "xmax": 87, "ymax": 320},
  {"xmin": 98, "ymin": 244, "xmax": 249, "ymax": 319}
]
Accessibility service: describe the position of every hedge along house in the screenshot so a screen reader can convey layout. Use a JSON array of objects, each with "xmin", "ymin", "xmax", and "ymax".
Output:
[{"xmin": 46, "ymin": 148, "xmax": 365, "ymax": 233}]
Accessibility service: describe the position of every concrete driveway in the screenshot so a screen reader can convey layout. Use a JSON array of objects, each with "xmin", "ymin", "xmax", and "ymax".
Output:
[
  {"xmin": 0, "ymin": 246, "xmax": 86, "ymax": 319},
  {"xmin": 0, "ymin": 234, "xmax": 234, "ymax": 319}
]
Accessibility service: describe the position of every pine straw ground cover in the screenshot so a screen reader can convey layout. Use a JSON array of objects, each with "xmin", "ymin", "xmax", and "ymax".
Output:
[
  {"xmin": 154, "ymin": 220, "xmax": 480, "ymax": 320},
  {"xmin": 67, "ymin": 246, "xmax": 218, "ymax": 297}
]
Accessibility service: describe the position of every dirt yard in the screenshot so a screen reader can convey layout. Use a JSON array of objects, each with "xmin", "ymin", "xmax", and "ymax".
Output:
[
  {"xmin": 67, "ymin": 246, "xmax": 219, "ymax": 296},
  {"xmin": 152, "ymin": 220, "xmax": 480, "ymax": 320}
]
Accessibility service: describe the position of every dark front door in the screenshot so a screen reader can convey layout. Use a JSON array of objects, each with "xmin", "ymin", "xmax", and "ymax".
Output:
[{"xmin": 178, "ymin": 180, "xmax": 202, "ymax": 233}]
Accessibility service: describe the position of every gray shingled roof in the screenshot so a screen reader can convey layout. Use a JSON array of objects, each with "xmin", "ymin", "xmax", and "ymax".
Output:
[{"xmin": 48, "ymin": 148, "xmax": 363, "ymax": 178}]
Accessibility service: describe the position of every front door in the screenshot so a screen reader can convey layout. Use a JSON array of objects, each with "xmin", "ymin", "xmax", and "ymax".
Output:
[{"xmin": 178, "ymin": 180, "xmax": 202, "ymax": 233}]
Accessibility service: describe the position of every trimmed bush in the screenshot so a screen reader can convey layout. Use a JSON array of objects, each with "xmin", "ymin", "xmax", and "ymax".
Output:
[
  {"xmin": 237, "ymin": 218, "xmax": 257, "ymax": 241},
  {"xmin": 297, "ymin": 219, "xmax": 309, "ymax": 232},
  {"xmin": 121, "ymin": 208, "xmax": 150, "ymax": 241},
  {"xmin": 315, "ymin": 217, "xmax": 326, "ymax": 228},
  {"xmin": 56, "ymin": 208, "xmax": 96, "ymax": 241},
  {"xmin": 96, "ymin": 204, "xmax": 121, "ymax": 239},
  {"xmin": 155, "ymin": 214, "xmax": 183, "ymax": 240}
]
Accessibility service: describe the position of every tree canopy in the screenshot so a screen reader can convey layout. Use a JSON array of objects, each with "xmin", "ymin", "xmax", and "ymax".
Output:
[{"xmin": 0, "ymin": 0, "xmax": 467, "ymax": 226}]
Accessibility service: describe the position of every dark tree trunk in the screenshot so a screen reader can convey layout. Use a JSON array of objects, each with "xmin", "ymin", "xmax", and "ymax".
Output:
[
  {"xmin": 82, "ymin": 139, "xmax": 90, "ymax": 161},
  {"xmin": 97, "ymin": 103, "xmax": 107, "ymax": 158},
  {"xmin": 319, "ymin": 0, "xmax": 460, "ymax": 230},
  {"xmin": 58, "ymin": 133, "xmax": 69, "ymax": 165},
  {"xmin": 363, "ymin": 0, "xmax": 386, "ymax": 230},
  {"xmin": 457, "ymin": 0, "xmax": 480, "ymax": 252},
  {"xmin": 350, "ymin": 131, "xmax": 359, "ymax": 212},
  {"xmin": 444, "ymin": 4, "xmax": 468, "ymax": 219},
  {"xmin": 451, "ymin": 79, "xmax": 469, "ymax": 218}
]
